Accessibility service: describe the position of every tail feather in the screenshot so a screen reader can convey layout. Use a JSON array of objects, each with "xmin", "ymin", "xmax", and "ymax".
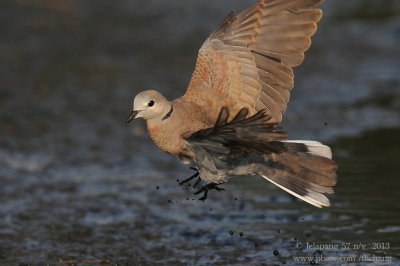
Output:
[
  {"xmin": 283, "ymin": 140, "xmax": 332, "ymax": 158},
  {"xmin": 255, "ymin": 140, "xmax": 337, "ymax": 208},
  {"xmin": 270, "ymin": 152, "xmax": 337, "ymax": 187},
  {"xmin": 260, "ymin": 173, "xmax": 330, "ymax": 208},
  {"xmin": 286, "ymin": 173, "xmax": 335, "ymax": 194}
]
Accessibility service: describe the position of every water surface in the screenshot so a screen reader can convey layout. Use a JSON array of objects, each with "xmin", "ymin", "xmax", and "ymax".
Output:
[{"xmin": 0, "ymin": 0, "xmax": 399, "ymax": 264}]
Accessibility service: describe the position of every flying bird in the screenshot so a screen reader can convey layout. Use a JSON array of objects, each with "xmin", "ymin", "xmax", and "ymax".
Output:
[{"xmin": 126, "ymin": 0, "xmax": 337, "ymax": 207}]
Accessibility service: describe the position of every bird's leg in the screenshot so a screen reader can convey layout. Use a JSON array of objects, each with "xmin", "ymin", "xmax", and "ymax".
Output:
[
  {"xmin": 179, "ymin": 167, "xmax": 199, "ymax": 186},
  {"xmin": 193, "ymin": 177, "xmax": 202, "ymax": 188},
  {"xmin": 194, "ymin": 182, "xmax": 225, "ymax": 201}
]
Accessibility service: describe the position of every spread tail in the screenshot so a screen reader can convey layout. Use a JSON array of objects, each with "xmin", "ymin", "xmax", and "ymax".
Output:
[{"xmin": 254, "ymin": 140, "xmax": 337, "ymax": 208}]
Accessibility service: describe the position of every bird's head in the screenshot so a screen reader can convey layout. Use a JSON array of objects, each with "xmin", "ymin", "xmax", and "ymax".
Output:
[{"xmin": 126, "ymin": 90, "xmax": 171, "ymax": 122}]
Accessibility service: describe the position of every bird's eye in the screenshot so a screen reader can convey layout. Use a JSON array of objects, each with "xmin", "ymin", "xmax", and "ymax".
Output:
[{"xmin": 148, "ymin": 100, "xmax": 155, "ymax": 107}]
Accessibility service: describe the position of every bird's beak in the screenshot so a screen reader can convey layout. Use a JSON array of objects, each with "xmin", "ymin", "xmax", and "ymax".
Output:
[{"xmin": 126, "ymin": 110, "xmax": 140, "ymax": 123}]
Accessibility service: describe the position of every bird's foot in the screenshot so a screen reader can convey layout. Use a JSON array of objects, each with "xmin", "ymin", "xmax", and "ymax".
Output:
[
  {"xmin": 193, "ymin": 176, "xmax": 202, "ymax": 188},
  {"xmin": 179, "ymin": 167, "xmax": 199, "ymax": 186},
  {"xmin": 194, "ymin": 182, "xmax": 225, "ymax": 201}
]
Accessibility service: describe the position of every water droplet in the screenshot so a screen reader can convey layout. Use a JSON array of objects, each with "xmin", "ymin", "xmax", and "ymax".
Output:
[{"xmin": 296, "ymin": 242, "xmax": 303, "ymax": 249}]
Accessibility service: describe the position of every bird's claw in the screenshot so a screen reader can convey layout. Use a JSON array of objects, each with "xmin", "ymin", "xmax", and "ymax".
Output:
[
  {"xmin": 198, "ymin": 195, "xmax": 207, "ymax": 201},
  {"xmin": 213, "ymin": 186, "xmax": 225, "ymax": 192},
  {"xmin": 178, "ymin": 168, "xmax": 225, "ymax": 201},
  {"xmin": 195, "ymin": 182, "xmax": 225, "ymax": 201}
]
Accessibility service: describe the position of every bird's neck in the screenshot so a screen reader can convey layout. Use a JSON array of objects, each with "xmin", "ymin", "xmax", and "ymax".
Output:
[{"xmin": 161, "ymin": 103, "xmax": 174, "ymax": 121}]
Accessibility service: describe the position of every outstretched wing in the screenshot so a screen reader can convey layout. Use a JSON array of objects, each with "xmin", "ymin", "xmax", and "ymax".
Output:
[{"xmin": 182, "ymin": 0, "xmax": 324, "ymax": 123}]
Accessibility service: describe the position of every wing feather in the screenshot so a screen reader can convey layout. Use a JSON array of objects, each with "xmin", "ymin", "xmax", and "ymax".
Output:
[{"xmin": 183, "ymin": 0, "xmax": 324, "ymax": 123}]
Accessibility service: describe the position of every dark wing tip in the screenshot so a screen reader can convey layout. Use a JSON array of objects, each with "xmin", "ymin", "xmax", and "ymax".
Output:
[
  {"xmin": 230, "ymin": 108, "xmax": 249, "ymax": 123},
  {"xmin": 214, "ymin": 107, "xmax": 230, "ymax": 127}
]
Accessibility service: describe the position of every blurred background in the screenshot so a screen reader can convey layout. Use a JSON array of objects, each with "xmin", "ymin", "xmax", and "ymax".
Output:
[{"xmin": 0, "ymin": 0, "xmax": 399, "ymax": 264}]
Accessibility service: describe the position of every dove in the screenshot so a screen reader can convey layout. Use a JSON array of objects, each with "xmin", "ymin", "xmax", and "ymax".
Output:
[{"xmin": 126, "ymin": 0, "xmax": 337, "ymax": 207}]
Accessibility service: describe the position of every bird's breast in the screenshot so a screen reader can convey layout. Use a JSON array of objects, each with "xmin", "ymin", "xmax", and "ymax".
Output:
[
  {"xmin": 147, "ymin": 121, "xmax": 185, "ymax": 155},
  {"xmin": 146, "ymin": 100, "xmax": 213, "ymax": 155}
]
